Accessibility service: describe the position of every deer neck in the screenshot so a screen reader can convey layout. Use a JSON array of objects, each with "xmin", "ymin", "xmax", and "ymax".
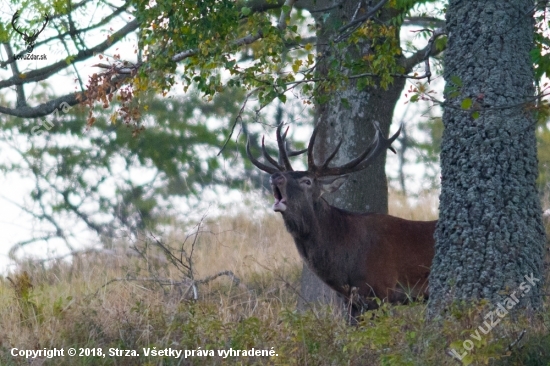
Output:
[{"xmin": 281, "ymin": 199, "xmax": 346, "ymax": 260}]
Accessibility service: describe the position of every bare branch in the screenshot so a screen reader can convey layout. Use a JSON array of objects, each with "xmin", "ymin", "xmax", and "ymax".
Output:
[
  {"xmin": 194, "ymin": 270, "xmax": 241, "ymax": 286},
  {"xmin": 0, "ymin": 69, "xmax": 135, "ymax": 118},
  {"xmin": 506, "ymin": 329, "xmax": 526, "ymax": 352},
  {"xmin": 8, "ymin": 235, "xmax": 61, "ymax": 260},
  {"xmin": 401, "ymin": 28, "xmax": 446, "ymax": 81},
  {"xmin": 217, "ymin": 90, "xmax": 252, "ymax": 156},
  {"xmin": 2, "ymin": 43, "xmax": 26, "ymax": 107},
  {"xmin": 90, "ymin": 271, "xmax": 244, "ymax": 300},
  {"xmin": 24, "ymin": 248, "xmax": 105, "ymax": 265},
  {"xmin": 0, "ymin": 91, "xmax": 85, "ymax": 118},
  {"xmin": 403, "ymin": 16, "xmax": 445, "ymax": 28}
]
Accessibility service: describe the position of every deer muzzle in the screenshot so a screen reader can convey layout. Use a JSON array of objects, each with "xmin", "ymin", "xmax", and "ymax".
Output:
[{"xmin": 270, "ymin": 173, "xmax": 287, "ymax": 212}]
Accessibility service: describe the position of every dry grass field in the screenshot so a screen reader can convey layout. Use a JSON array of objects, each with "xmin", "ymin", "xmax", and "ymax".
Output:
[{"xmin": 0, "ymin": 190, "xmax": 548, "ymax": 365}]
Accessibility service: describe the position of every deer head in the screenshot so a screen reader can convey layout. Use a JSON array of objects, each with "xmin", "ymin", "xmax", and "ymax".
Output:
[
  {"xmin": 247, "ymin": 121, "xmax": 402, "ymax": 214},
  {"xmin": 11, "ymin": 11, "xmax": 49, "ymax": 53}
]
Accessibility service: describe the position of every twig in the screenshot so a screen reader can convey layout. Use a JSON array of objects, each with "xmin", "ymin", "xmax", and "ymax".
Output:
[
  {"xmin": 252, "ymin": 259, "xmax": 322, "ymax": 322},
  {"xmin": 335, "ymin": 0, "xmax": 389, "ymax": 42},
  {"xmin": 195, "ymin": 270, "xmax": 241, "ymax": 286},
  {"xmin": 506, "ymin": 329, "xmax": 526, "ymax": 352},
  {"xmin": 422, "ymin": 28, "xmax": 446, "ymax": 83},
  {"xmin": 217, "ymin": 90, "xmax": 253, "ymax": 156},
  {"xmin": 89, "ymin": 271, "xmax": 243, "ymax": 300}
]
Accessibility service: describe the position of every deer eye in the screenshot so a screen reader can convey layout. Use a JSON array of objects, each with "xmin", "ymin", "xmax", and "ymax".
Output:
[{"xmin": 301, "ymin": 178, "xmax": 312, "ymax": 186}]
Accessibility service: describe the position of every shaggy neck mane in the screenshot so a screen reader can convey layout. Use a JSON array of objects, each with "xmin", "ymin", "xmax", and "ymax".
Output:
[{"xmin": 281, "ymin": 198, "xmax": 354, "ymax": 241}]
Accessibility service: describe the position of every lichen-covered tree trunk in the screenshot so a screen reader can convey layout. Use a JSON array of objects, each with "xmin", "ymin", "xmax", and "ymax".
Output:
[
  {"xmin": 298, "ymin": 1, "xmax": 405, "ymax": 310},
  {"xmin": 428, "ymin": 0, "xmax": 546, "ymax": 316}
]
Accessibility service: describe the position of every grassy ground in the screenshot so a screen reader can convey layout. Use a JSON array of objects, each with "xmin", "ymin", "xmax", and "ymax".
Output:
[{"xmin": 0, "ymin": 191, "xmax": 549, "ymax": 366}]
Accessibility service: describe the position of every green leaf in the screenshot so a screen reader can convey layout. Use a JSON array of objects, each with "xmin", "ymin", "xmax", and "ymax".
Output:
[
  {"xmin": 461, "ymin": 98, "xmax": 472, "ymax": 110},
  {"xmin": 451, "ymin": 75, "xmax": 463, "ymax": 87},
  {"xmin": 65, "ymin": 55, "xmax": 76, "ymax": 65},
  {"xmin": 292, "ymin": 59, "xmax": 302, "ymax": 73},
  {"xmin": 449, "ymin": 90, "xmax": 460, "ymax": 98},
  {"xmin": 471, "ymin": 111, "xmax": 480, "ymax": 119},
  {"xmin": 462, "ymin": 354, "xmax": 474, "ymax": 366},
  {"xmin": 410, "ymin": 94, "xmax": 419, "ymax": 103},
  {"xmin": 241, "ymin": 7, "xmax": 251, "ymax": 16},
  {"xmin": 435, "ymin": 36, "xmax": 447, "ymax": 51}
]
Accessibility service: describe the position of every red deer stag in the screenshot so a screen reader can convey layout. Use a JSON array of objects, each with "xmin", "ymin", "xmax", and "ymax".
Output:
[{"xmin": 247, "ymin": 122, "xmax": 436, "ymax": 321}]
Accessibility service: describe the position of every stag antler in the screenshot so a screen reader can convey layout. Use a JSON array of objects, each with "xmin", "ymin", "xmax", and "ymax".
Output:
[
  {"xmin": 246, "ymin": 123, "xmax": 307, "ymax": 174},
  {"xmin": 307, "ymin": 121, "xmax": 402, "ymax": 177},
  {"xmin": 11, "ymin": 12, "xmax": 26, "ymax": 39},
  {"xmin": 247, "ymin": 121, "xmax": 401, "ymax": 176},
  {"xmin": 34, "ymin": 13, "xmax": 50, "ymax": 41},
  {"xmin": 11, "ymin": 11, "xmax": 49, "ymax": 48}
]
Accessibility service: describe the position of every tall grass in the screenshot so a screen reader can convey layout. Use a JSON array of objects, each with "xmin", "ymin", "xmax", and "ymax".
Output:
[{"xmin": 0, "ymin": 191, "xmax": 548, "ymax": 365}]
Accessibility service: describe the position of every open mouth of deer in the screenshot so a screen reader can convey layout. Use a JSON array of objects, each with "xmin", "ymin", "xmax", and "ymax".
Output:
[{"xmin": 271, "ymin": 185, "xmax": 287, "ymax": 212}]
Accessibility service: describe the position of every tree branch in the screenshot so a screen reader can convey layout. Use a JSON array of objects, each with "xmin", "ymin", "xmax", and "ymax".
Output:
[
  {"xmin": 309, "ymin": 0, "xmax": 345, "ymax": 14},
  {"xmin": 2, "ymin": 43, "xmax": 26, "ymax": 107},
  {"xmin": 401, "ymin": 27, "xmax": 446, "ymax": 81},
  {"xmin": 173, "ymin": 0, "xmax": 297, "ymax": 62},
  {"xmin": 0, "ymin": 67, "xmax": 134, "ymax": 118},
  {"xmin": 0, "ymin": 91, "xmax": 85, "ymax": 118},
  {"xmin": 403, "ymin": 16, "xmax": 445, "ymax": 28},
  {"xmin": 0, "ymin": 4, "xmax": 131, "ymax": 69},
  {"xmin": 340, "ymin": 0, "xmax": 389, "ymax": 32},
  {"xmin": 0, "ymin": 19, "xmax": 138, "ymax": 89},
  {"xmin": 238, "ymin": 0, "xmax": 285, "ymax": 13}
]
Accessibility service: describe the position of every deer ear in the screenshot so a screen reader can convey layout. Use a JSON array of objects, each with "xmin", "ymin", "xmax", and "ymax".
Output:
[{"xmin": 319, "ymin": 175, "xmax": 348, "ymax": 195}]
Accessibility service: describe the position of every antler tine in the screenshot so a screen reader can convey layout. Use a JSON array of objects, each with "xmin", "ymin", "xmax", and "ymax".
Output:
[
  {"xmin": 316, "ymin": 121, "xmax": 402, "ymax": 177},
  {"xmin": 345, "ymin": 121, "xmax": 402, "ymax": 173},
  {"xmin": 320, "ymin": 140, "xmax": 343, "ymax": 169},
  {"xmin": 350, "ymin": 122, "xmax": 402, "ymax": 171},
  {"xmin": 282, "ymin": 130, "xmax": 307, "ymax": 157},
  {"xmin": 246, "ymin": 138, "xmax": 280, "ymax": 174},
  {"xmin": 307, "ymin": 124, "xmax": 320, "ymax": 171},
  {"xmin": 282, "ymin": 125, "xmax": 289, "ymax": 140},
  {"xmin": 261, "ymin": 136, "xmax": 285, "ymax": 171},
  {"xmin": 11, "ymin": 11, "xmax": 26, "ymax": 37},
  {"xmin": 286, "ymin": 142, "xmax": 308, "ymax": 157},
  {"xmin": 38, "ymin": 13, "xmax": 49, "ymax": 33},
  {"xmin": 276, "ymin": 123, "xmax": 294, "ymax": 171}
]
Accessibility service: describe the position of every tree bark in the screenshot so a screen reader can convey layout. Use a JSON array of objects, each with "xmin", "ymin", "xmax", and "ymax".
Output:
[
  {"xmin": 298, "ymin": 1, "xmax": 406, "ymax": 311},
  {"xmin": 428, "ymin": 0, "xmax": 546, "ymax": 316}
]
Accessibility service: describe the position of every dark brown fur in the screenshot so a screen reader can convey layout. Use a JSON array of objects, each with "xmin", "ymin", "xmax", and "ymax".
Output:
[
  {"xmin": 271, "ymin": 171, "xmax": 436, "ymax": 318},
  {"xmin": 247, "ymin": 122, "xmax": 436, "ymax": 320}
]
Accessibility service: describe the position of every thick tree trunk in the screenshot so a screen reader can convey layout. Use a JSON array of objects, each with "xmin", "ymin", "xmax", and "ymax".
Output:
[
  {"xmin": 428, "ymin": 0, "xmax": 546, "ymax": 316},
  {"xmin": 298, "ymin": 1, "xmax": 405, "ymax": 311}
]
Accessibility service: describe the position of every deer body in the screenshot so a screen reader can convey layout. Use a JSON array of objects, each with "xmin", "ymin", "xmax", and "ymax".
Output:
[
  {"xmin": 272, "ymin": 171, "xmax": 435, "ymax": 309},
  {"xmin": 248, "ymin": 122, "xmax": 436, "ymax": 317}
]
